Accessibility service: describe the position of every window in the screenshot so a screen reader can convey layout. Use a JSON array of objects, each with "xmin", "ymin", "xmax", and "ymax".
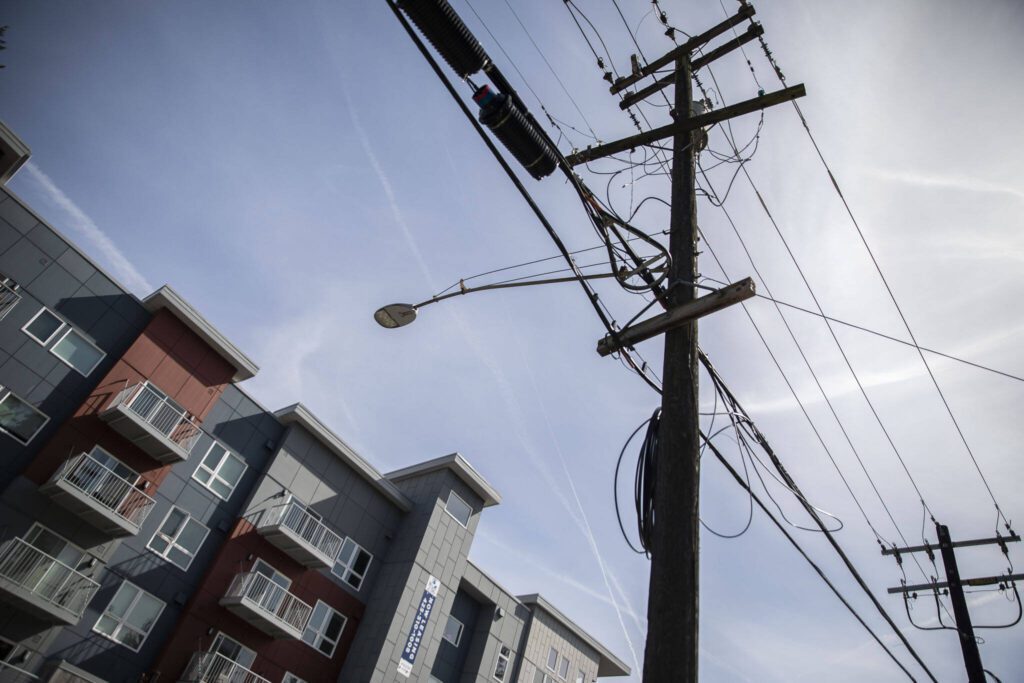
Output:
[
  {"xmin": 0, "ymin": 389, "xmax": 48, "ymax": 445},
  {"xmin": 444, "ymin": 490, "xmax": 472, "ymax": 527},
  {"xmin": 23, "ymin": 308, "xmax": 63, "ymax": 345},
  {"xmin": 558, "ymin": 655, "xmax": 569, "ymax": 679},
  {"xmin": 493, "ymin": 645, "xmax": 511, "ymax": 681},
  {"xmin": 282, "ymin": 674, "xmax": 307, "ymax": 683},
  {"xmin": 575, "ymin": 671, "xmax": 585, "ymax": 683},
  {"xmin": 24, "ymin": 524, "xmax": 87, "ymax": 568},
  {"xmin": 93, "ymin": 581, "xmax": 164, "ymax": 651},
  {"xmin": 22, "ymin": 307, "xmax": 105, "ymax": 376},
  {"xmin": 0, "ymin": 635, "xmax": 31, "ymax": 673},
  {"xmin": 192, "ymin": 441, "xmax": 246, "ymax": 500},
  {"xmin": 441, "ymin": 615, "xmax": 463, "ymax": 647},
  {"xmin": 302, "ymin": 600, "xmax": 347, "ymax": 657},
  {"xmin": 546, "ymin": 647, "xmax": 558, "ymax": 671},
  {"xmin": 331, "ymin": 538, "xmax": 372, "ymax": 590},
  {"xmin": 534, "ymin": 672, "xmax": 555, "ymax": 683},
  {"xmin": 147, "ymin": 506, "xmax": 210, "ymax": 570},
  {"xmin": 51, "ymin": 328, "xmax": 104, "ymax": 375},
  {"xmin": 210, "ymin": 632, "xmax": 255, "ymax": 669}
]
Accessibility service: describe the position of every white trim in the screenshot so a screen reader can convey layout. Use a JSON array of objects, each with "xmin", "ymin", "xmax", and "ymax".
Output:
[
  {"xmin": 251, "ymin": 557, "xmax": 291, "ymax": 590},
  {"xmin": 444, "ymin": 490, "xmax": 472, "ymax": 528},
  {"xmin": 147, "ymin": 506, "xmax": 210, "ymax": 571},
  {"xmin": 92, "ymin": 581, "xmax": 165, "ymax": 653},
  {"xmin": 442, "ymin": 614, "xmax": 464, "ymax": 647},
  {"xmin": 192, "ymin": 441, "xmax": 247, "ymax": 501},
  {"xmin": 0, "ymin": 389, "xmax": 50, "ymax": 446},
  {"xmin": 557, "ymin": 655, "xmax": 570, "ymax": 680},
  {"xmin": 546, "ymin": 646, "xmax": 559, "ymax": 672},
  {"xmin": 50, "ymin": 326, "xmax": 105, "ymax": 376},
  {"xmin": 330, "ymin": 537, "xmax": 372, "ymax": 591},
  {"xmin": 282, "ymin": 673, "xmax": 308, "ymax": 683},
  {"xmin": 22, "ymin": 307, "xmax": 65, "ymax": 346}
]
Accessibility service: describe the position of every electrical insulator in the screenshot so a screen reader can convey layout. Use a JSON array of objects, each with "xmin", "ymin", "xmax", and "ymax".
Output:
[
  {"xmin": 397, "ymin": 0, "xmax": 488, "ymax": 78},
  {"xmin": 473, "ymin": 85, "xmax": 558, "ymax": 180}
]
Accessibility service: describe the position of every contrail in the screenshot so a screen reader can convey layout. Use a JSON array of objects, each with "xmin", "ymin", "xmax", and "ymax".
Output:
[{"xmin": 20, "ymin": 162, "xmax": 152, "ymax": 295}]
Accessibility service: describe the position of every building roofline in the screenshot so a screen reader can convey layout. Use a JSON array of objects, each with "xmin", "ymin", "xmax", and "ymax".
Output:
[
  {"xmin": 385, "ymin": 452, "xmax": 501, "ymax": 507},
  {"xmin": 517, "ymin": 593, "xmax": 632, "ymax": 677},
  {"xmin": 274, "ymin": 403, "xmax": 413, "ymax": 512},
  {"xmin": 0, "ymin": 120, "xmax": 31, "ymax": 184},
  {"xmin": 142, "ymin": 285, "xmax": 259, "ymax": 382}
]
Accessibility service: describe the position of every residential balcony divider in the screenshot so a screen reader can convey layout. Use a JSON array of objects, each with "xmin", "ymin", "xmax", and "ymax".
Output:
[
  {"xmin": 0, "ymin": 538, "xmax": 99, "ymax": 625},
  {"xmin": 99, "ymin": 381, "xmax": 202, "ymax": 463},
  {"xmin": 218, "ymin": 571, "xmax": 312, "ymax": 639},
  {"xmin": 41, "ymin": 451, "xmax": 156, "ymax": 537},
  {"xmin": 257, "ymin": 499, "xmax": 343, "ymax": 569},
  {"xmin": 178, "ymin": 652, "xmax": 271, "ymax": 683}
]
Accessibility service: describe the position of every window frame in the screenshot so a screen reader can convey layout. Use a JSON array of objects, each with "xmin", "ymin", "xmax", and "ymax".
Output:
[
  {"xmin": 493, "ymin": 644, "xmax": 511, "ymax": 681},
  {"xmin": 301, "ymin": 600, "xmax": 347, "ymax": 658},
  {"xmin": 50, "ymin": 325, "xmax": 105, "ymax": 376},
  {"xmin": 22, "ymin": 306, "xmax": 105, "ymax": 376},
  {"xmin": 331, "ymin": 537, "xmax": 373, "ymax": 591},
  {"xmin": 0, "ymin": 388, "xmax": 49, "ymax": 445},
  {"xmin": 192, "ymin": 441, "xmax": 247, "ymax": 501},
  {"xmin": 282, "ymin": 674, "xmax": 307, "ymax": 683},
  {"xmin": 92, "ymin": 581, "xmax": 165, "ymax": 653},
  {"xmin": 444, "ymin": 490, "xmax": 472, "ymax": 528},
  {"xmin": 441, "ymin": 614, "xmax": 464, "ymax": 647},
  {"xmin": 146, "ymin": 506, "xmax": 210, "ymax": 571},
  {"xmin": 558, "ymin": 655, "xmax": 570, "ymax": 679}
]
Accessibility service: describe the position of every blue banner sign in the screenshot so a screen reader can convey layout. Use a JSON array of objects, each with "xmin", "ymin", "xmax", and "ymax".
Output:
[{"xmin": 397, "ymin": 574, "xmax": 442, "ymax": 677}]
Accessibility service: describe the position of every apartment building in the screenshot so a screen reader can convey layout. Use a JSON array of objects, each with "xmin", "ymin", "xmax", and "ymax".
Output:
[{"xmin": 0, "ymin": 122, "xmax": 630, "ymax": 683}]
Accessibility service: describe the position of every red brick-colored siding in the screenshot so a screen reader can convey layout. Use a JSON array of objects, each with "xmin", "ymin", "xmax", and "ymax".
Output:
[
  {"xmin": 24, "ymin": 308, "xmax": 236, "ymax": 488},
  {"xmin": 150, "ymin": 518, "xmax": 365, "ymax": 683}
]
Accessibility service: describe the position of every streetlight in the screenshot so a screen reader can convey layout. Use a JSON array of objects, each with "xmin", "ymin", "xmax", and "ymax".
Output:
[{"xmin": 373, "ymin": 257, "xmax": 666, "ymax": 329}]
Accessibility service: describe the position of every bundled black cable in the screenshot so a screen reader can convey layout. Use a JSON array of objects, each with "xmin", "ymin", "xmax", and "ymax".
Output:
[{"xmin": 635, "ymin": 407, "xmax": 660, "ymax": 554}]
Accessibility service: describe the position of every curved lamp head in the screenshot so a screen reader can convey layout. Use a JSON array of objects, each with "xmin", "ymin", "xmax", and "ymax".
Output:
[{"xmin": 374, "ymin": 303, "xmax": 418, "ymax": 329}]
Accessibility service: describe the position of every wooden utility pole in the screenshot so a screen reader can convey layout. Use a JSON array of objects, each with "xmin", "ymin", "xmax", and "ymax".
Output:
[
  {"xmin": 643, "ymin": 54, "xmax": 701, "ymax": 682},
  {"xmin": 563, "ymin": 9, "xmax": 805, "ymax": 680},
  {"xmin": 884, "ymin": 524, "xmax": 1021, "ymax": 683}
]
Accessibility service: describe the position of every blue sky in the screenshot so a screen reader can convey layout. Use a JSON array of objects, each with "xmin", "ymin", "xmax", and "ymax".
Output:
[{"xmin": 2, "ymin": 0, "xmax": 1023, "ymax": 680}]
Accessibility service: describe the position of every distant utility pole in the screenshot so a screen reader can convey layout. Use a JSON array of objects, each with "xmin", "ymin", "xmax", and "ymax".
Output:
[
  {"xmin": 883, "ymin": 524, "xmax": 1022, "ymax": 683},
  {"xmin": 566, "ymin": 7, "xmax": 805, "ymax": 681}
]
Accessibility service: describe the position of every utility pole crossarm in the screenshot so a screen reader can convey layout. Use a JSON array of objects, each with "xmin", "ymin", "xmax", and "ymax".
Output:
[
  {"xmin": 618, "ymin": 23, "xmax": 765, "ymax": 111},
  {"xmin": 609, "ymin": 3, "xmax": 756, "ymax": 95},
  {"xmin": 566, "ymin": 84, "xmax": 806, "ymax": 166},
  {"xmin": 887, "ymin": 572, "xmax": 1024, "ymax": 594},
  {"xmin": 882, "ymin": 533, "xmax": 1020, "ymax": 556},
  {"xmin": 596, "ymin": 278, "xmax": 754, "ymax": 356}
]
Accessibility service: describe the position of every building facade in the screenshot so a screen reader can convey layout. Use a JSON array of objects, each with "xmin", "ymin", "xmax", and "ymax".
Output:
[{"xmin": 0, "ymin": 123, "xmax": 629, "ymax": 683}]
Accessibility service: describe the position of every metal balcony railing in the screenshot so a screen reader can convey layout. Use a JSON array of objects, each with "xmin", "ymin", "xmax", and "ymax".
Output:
[
  {"xmin": 0, "ymin": 538, "xmax": 99, "ymax": 619},
  {"xmin": 179, "ymin": 652, "xmax": 271, "ymax": 683},
  {"xmin": 262, "ymin": 500, "xmax": 343, "ymax": 562},
  {"xmin": 52, "ymin": 451, "xmax": 156, "ymax": 529},
  {"xmin": 0, "ymin": 277, "xmax": 21, "ymax": 321},
  {"xmin": 108, "ymin": 382, "xmax": 202, "ymax": 454},
  {"xmin": 223, "ymin": 572, "xmax": 312, "ymax": 634}
]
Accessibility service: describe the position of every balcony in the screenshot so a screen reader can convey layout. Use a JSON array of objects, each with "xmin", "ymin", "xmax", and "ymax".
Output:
[
  {"xmin": 41, "ymin": 451, "xmax": 156, "ymax": 537},
  {"xmin": 179, "ymin": 652, "xmax": 271, "ymax": 683},
  {"xmin": 257, "ymin": 500, "xmax": 343, "ymax": 569},
  {"xmin": 218, "ymin": 572, "xmax": 312, "ymax": 639},
  {"xmin": 0, "ymin": 277, "xmax": 21, "ymax": 322},
  {"xmin": 99, "ymin": 382, "xmax": 202, "ymax": 463},
  {"xmin": 0, "ymin": 538, "xmax": 99, "ymax": 625}
]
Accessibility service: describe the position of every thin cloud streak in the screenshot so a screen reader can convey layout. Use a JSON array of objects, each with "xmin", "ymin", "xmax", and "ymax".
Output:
[
  {"xmin": 866, "ymin": 167, "xmax": 1024, "ymax": 202},
  {"xmin": 21, "ymin": 162, "xmax": 153, "ymax": 295}
]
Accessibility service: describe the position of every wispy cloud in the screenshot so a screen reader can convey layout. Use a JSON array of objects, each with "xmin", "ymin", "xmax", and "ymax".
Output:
[
  {"xmin": 866, "ymin": 167, "xmax": 1024, "ymax": 202},
  {"xmin": 20, "ymin": 162, "xmax": 152, "ymax": 295}
]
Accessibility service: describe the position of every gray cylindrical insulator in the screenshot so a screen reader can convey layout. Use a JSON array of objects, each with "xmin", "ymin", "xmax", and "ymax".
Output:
[
  {"xmin": 475, "ymin": 87, "xmax": 558, "ymax": 180},
  {"xmin": 397, "ymin": 0, "xmax": 488, "ymax": 78}
]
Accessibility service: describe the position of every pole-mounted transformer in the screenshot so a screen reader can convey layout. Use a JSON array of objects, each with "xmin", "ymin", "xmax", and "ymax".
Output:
[
  {"xmin": 473, "ymin": 86, "xmax": 558, "ymax": 180},
  {"xmin": 395, "ymin": 0, "xmax": 559, "ymax": 181},
  {"xmin": 396, "ymin": 0, "xmax": 487, "ymax": 78}
]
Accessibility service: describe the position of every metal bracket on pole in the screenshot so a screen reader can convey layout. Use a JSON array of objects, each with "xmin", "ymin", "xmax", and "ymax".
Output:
[{"xmin": 596, "ymin": 278, "xmax": 754, "ymax": 357}]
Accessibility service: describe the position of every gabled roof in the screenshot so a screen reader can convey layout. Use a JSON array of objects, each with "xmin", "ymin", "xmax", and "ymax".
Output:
[
  {"xmin": 143, "ymin": 285, "xmax": 259, "ymax": 381},
  {"xmin": 518, "ymin": 593, "xmax": 632, "ymax": 677},
  {"xmin": 386, "ymin": 452, "xmax": 501, "ymax": 507},
  {"xmin": 274, "ymin": 403, "xmax": 413, "ymax": 512}
]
